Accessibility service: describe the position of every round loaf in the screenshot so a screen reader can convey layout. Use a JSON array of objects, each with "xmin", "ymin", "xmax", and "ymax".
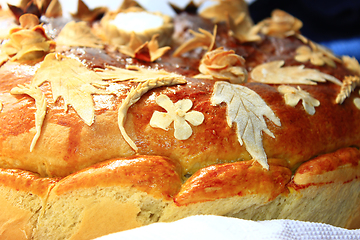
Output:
[{"xmin": 0, "ymin": 1, "xmax": 360, "ymax": 239}]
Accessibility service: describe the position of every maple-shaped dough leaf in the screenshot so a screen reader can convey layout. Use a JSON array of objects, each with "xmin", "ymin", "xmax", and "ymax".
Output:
[
  {"xmin": 31, "ymin": 53, "xmax": 111, "ymax": 126},
  {"xmin": 56, "ymin": 21, "xmax": 104, "ymax": 49},
  {"xmin": 211, "ymin": 81, "xmax": 281, "ymax": 169},
  {"xmin": 251, "ymin": 60, "xmax": 342, "ymax": 86}
]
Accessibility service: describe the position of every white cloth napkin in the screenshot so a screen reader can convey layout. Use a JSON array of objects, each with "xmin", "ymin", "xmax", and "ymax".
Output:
[{"xmin": 96, "ymin": 215, "xmax": 360, "ymax": 240}]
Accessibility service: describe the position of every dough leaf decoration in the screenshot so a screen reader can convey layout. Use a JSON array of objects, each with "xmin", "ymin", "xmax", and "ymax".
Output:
[
  {"xmin": 278, "ymin": 85, "xmax": 320, "ymax": 115},
  {"xmin": 96, "ymin": 65, "xmax": 185, "ymax": 83},
  {"xmin": 2, "ymin": 14, "xmax": 55, "ymax": 62},
  {"xmin": 254, "ymin": 9, "xmax": 302, "ymax": 38},
  {"xmin": 0, "ymin": 52, "xmax": 9, "ymax": 66},
  {"xmin": 227, "ymin": 12, "xmax": 261, "ymax": 43},
  {"xmin": 251, "ymin": 60, "xmax": 342, "ymax": 86},
  {"xmin": 118, "ymin": 33, "xmax": 171, "ymax": 62},
  {"xmin": 211, "ymin": 81, "xmax": 281, "ymax": 169},
  {"xmin": 118, "ymin": 75, "xmax": 187, "ymax": 151},
  {"xmin": 172, "ymin": 26, "xmax": 217, "ymax": 57},
  {"xmin": 56, "ymin": 21, "xmax": 104, "ymax": 49},
  {"xmin": 199, "ymin": 0, "xmax": 250, "ymax": 24},
  {"xmin": 342, "ymin": 56, "xmax": 360, "ymax": 76},
  {"xmin": 71, "ymin": 0, "xmax": 108, "ymax": 22},
  {"xmin": 10, "ymin": 84, "xmax": 47, "ymax": 152},
  {"xmin": 31, "ymin": 53, "xmax": 112, "ymax": 126},
  {"xmin": 336, "ymin": 76, "xmax": 360, "ymax": 104}
]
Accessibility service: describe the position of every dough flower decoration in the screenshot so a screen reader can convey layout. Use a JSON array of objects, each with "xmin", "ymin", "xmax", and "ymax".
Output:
[
  {"xmin": 1, "ymin": 14, "xmax": 55, "ymax": 62},
  {"xmin": 150, "ymin": 94, "xmax": 204, "ymax": 140},
  {"xmin": 255, "ymin": 9, "xmax": 302, "ymax": 38},
  {"xmin": 172, "ymin": 26, "xmax": 217, "ymax": 57},
  {"xmin": 278, "ymin": 85, "xmax": 320, "ymax": 115},
  {"xmin": 118, "ymin": 33, "xmax": 171, "ymax": 62},
  {"xmin": 295, "ymin": 41, "xmax": 340, "ymax": 68},
  {"xmin": 194, "ymin": 47, "xmax": 248, "ymax": 84},
  {"xmin": 336, "ymin": 76, "xmax": 360, "ymax": 104},
  {"xmin": 342, "ymin": 56, "xmax": 360, "ymax": 76}
]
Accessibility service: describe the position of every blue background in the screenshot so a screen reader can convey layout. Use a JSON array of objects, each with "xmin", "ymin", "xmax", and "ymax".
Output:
[{"xmin": 249, "ymin": 0, "xmax": 360, "ymax": 60}]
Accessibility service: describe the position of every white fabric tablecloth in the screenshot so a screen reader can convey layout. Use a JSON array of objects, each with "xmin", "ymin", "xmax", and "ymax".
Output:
[{"xmin": 96, "ymin": 215, "xmax": 360, "ymax": 240}]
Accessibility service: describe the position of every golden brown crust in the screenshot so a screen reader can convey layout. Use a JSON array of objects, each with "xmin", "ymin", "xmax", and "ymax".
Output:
[
  {"xmin": 174, "ymin": 159, "xmax": 292, "ymax": 206},
  {"xmin": 0, "ymin": 167, "xmax": 57, "ymax": 240},
  {"xmin": 0, "ymin": 168, "xmax": 58, "ymax": 197},
  {"xmin": 52, "ymin": 155, "xmax": 182, "ymax": 200},
  {"xmin": 293, "ymin": 147, "xmax": 360, "ymax": 185},
  {"xmin": 2, "ymin": 68, "xmax": 360, "ymax": 177}
]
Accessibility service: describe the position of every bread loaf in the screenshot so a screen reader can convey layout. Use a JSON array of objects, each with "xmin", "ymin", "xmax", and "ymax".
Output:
[{"xmin": 0, "ymin": 0, "xmax": 360, "ymax": 239}]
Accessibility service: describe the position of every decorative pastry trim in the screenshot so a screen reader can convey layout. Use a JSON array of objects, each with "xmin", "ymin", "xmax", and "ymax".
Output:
[
  {"xmin": 354, "ymin": 98, "xmax": 360, "ymax": 110},
  {"xmin": 227, "ymin": 12, "xmax": 261, "ymax": 43},
  {"xmin": 311, "ymin": 41, "xmax": 341, "ymax": 64},
  {"xmin": 211, "ymin": 81, "xmax": 281, "ymax": 169},
  {"xmin": 342, "ymin": 56, "xmax": 360, "ymax": 76},
  {"xmin": 71, "ymin": 0, "xmax": 108, "ymax": 22},
  {"xmin": 278, "ymin": 85, "xmax": 320, "ymax": 115},
  {"xmin": 8, "ymin": 0, "xmax": 62, "ymax": 22},
  {"xmin": 44, "ymin": 0, "xmax": 62, "ymax": 18},
  {"xmin": 0, "ymin": 52, "xmax": 9, "ymax": 66},
  {"xmin": 56, "ymin": 21, "xmax": 104, "ymax": 49},
  {"xmin": 250, "ymin": 60, "xmax": 342, "ymax": 86},
  {"xmin": 118, "ymin": 77, "xmax": 187, "ymax": 151},
  {"xmin": 199, "ymin": 0, "xmax": 251, "ymax": 24},
  {"xmin": 169, "ymin": 1, "xmax": 199, "ymax": 14},
  {"xmin": 2, "ymin": 14, "xmax": 55, "ymax": 62},
  {"xmin": 295, "ymin": 41, "xmax": 340, "ymax": 68},
  {"xmin": 96, "ymin": 65, "xmax": 186, "ymax": 83},
  {"xmin": 255, "ymin": 9, "xmax": 302, "ymax": 38},
  {"xmin": 118, "ymin": 33, "xmax": 171, "ymax": 62},
  {"xmin": 32, "ymin": 53, "xmax": 112, "ymax": 126},
  {"xmin": 336, "ymin": 76, "xmax": 360, "ymax": 104},
  {"xmin": 150, "ymin": 94, "xmax": 204, "ymax": 140},
  {"xmin": 10, "ymin": 84, "xmax": 47, "ymax": 152},
  {"xmin": 119, "ymin": 0, "xmax": 143, "ymax": 10},
  {"xmin": 194, "ymin": 47, "xmax": 248, "ymax": 84},
  {"xmin": 172, "ymin": 26, "xmax": 217, "ymax": 57}
]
